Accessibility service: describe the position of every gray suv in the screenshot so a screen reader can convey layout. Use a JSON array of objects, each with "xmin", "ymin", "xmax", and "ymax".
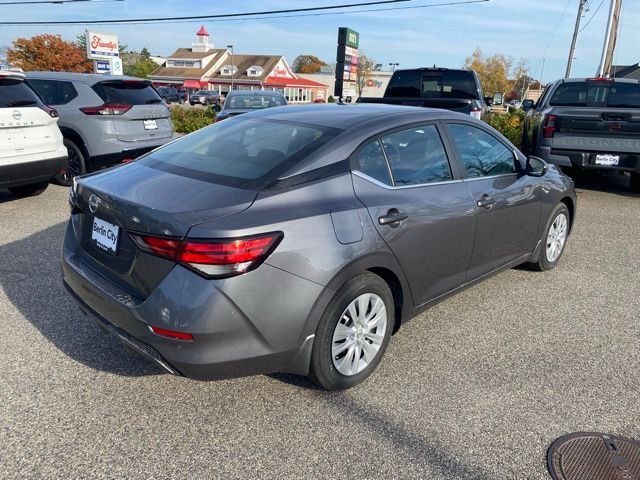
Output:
[{"xmin": 26, "ymin": 72, "xmax": 174, "ymax": 186}]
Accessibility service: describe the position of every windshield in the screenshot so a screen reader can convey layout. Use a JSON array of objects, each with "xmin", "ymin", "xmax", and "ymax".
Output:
[
  {"xmin": 93, "ymin": 80, "xmax": 162, "ymax": 105},
  {"xmin": 385, "ymin": 70, "xmax": 479, "ymax": 99},
  {"xmin": 195, "ymin": 90, "xmax": 211, "ymax": 95},
  {"xmin": 549, "ymin": 82, "xmax": 640, "ymax": 108},
  {"xmin": 0, "ymin": 78, "xmax": 43, "ymax": 108},
  {"xmin": 139, "ymin": 118, "xmax": 339, "ymax": 188},
  {"xmin": 226, "ymin": 94, "xmax": 286, "ymax": 110}
]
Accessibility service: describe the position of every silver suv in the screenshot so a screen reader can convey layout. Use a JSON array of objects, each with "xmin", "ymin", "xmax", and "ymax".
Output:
[{"xmin": 26, "ymin": 72, "xmax": 175, "ymax": 186}]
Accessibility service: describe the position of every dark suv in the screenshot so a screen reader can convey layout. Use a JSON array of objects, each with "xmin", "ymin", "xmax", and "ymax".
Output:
[
  {"xmin": 156, "ymin": 87, "xmax": 185, "ymax": 104},
  {"xmin": 358, "ymin": 67, "xmax": 488, "ymax": 119},
  {"xmin": 522, "ymin": 77, "xmax": 640, "ymax": 192}
]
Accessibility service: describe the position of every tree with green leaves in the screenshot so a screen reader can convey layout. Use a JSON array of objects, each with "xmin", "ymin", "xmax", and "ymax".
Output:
[{"xmin": 125, "ymin": 58, "xmax": 158, "ymax": 78}]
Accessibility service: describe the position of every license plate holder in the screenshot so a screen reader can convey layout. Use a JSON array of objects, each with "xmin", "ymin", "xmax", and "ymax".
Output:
[
  {"xmin": 595, "ymin": 154, "xmax": 619, "ymax": 166},
  {"xmin": 143, "ymin": 119, "xmax": 158, "ymax": 130},
  {"xmin": 91, "ymin": 217, "xmax": 120, "ymax": 255}
]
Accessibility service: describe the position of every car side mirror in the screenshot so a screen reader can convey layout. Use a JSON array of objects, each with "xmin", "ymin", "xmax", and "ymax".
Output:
[
  {"xmin": 522, "ymin": 99, "xmax": 535, "ymax": 112},
  {"xmin": 212, "ymin": 104, "xmax": 221, "ymax": 113},
  {"xmin": 526, "ymin": 156, "xmax": 548, "ymax": 177}
]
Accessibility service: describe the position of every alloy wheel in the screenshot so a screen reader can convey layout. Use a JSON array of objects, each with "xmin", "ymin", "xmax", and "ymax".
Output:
[
  {"xmin": 546, "ymin": 212, "xmax": 568, "ymax": 263},
  {"xmin": 331, "ymin": 293, "xmax": 387, "ymax": 376}
]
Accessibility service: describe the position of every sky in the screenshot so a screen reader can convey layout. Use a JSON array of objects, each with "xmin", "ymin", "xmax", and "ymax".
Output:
[{"xmin": 0, "ymin": 0, "xmax": 638, "ymax": 82}]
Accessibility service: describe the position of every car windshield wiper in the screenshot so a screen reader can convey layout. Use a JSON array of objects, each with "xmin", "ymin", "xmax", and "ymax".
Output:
[
  {"xmin": 7, "ymin": 99, "xmax": 37, "ymax": 107},
  {"xmin": 145, "ymin": 99, "xmax": 163, "ymax": 104}
]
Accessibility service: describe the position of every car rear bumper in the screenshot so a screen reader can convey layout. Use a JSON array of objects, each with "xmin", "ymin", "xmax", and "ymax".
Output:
[
  {"xmin": 87, "ymin": 145, "xmax": 165, "ymax": 171},
  {"xmin": 538, "ymin": 146, "xmax": 640, "ymax": 173},
  {"xmin": 61, "ymin": 221, "xmax": 324, "ymax": 380},
  {"xmin": 0, "ymin": 154, "xmax": 67, "ymax": 188}
]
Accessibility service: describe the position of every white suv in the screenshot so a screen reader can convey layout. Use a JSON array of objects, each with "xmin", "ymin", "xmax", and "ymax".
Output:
[{"xmin": 0, "ymin": 70, "xmax": 67, "ymax": 197}]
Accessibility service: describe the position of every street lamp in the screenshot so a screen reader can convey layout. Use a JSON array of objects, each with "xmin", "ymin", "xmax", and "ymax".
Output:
[
  {"xmin": 227, "ymin": 44, "xmax": 234, "ymax": 91},
  {"xmin": 389, "ymin": 62, "xmax": 399, "ymax": 72}
]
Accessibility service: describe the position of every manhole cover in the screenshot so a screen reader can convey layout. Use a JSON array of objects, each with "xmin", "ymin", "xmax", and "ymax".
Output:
[{"xmin": 548, "ymin": 432, "xmax": 640, "ymax": 480}]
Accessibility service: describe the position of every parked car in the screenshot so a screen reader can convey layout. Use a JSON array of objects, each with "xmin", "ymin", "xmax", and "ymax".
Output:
[
  {"xmin": 62, "ymin": 104, "xmax": 576, "ymax": 390},
  {"xmin": 0, "ymin": 70, "xmax": 67, "ymax": 197},
  {"xmin": 26, "ymin": 72, "xmax": 174, "ymax": 186},
  {"xmin": 522, "ymin": 77, "xmax": 640, "ymax": 192},
  {"xmin": 358, "ymin": 67, "xmax": 489, "ymax": 119},
  {"xmin": 213, "ymin": 90, "xmax": 287, "ymax": 121},
  {"xmin": 510, "ymin": 99, "xmax": 522, "ymax": 109},
  {"xmin": 156, "ymin": 86, "xmax": 184, "ymax": 104},
  {"xmin": 189, "ymin": 90, "xmax": 219, "ymax": 106}
]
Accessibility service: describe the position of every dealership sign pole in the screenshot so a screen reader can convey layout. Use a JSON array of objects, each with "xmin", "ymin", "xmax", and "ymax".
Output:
[
  {"xmin": 85, "ymin": 30, "xmax": 121, "ymax": 75},
  {"xmin": 335, "ymin": 27, "xmax": 359, "ymax": 103}
]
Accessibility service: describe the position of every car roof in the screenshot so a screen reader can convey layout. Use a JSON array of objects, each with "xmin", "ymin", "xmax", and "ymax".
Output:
[
  {"xmin": 227, "ymin": 90, "xmax": 283, "ymax": 96},
  {"xmin": 558, "ymin": 77, "xmax": 640, "ymax": 84},
  {"xmin": 242, "ymin": 103, "xmax": 466, "ymax": 129},
  {"xmin": 25, "ymin": 71, "xmax": 150, "ymax": 85},
  {"xmin": 0, "ymin": 70, "xmax": 25, "ymax": 81}
]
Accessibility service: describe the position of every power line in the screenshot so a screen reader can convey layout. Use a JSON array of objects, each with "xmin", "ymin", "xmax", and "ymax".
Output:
[
  {"xmin": 0, "ymin": 0, "xmax": 410, "ymax": 25},
  {"xmin": 579, "ymin": 0, "xmax": 605, "ymax": 32},
  {"xmin": 0, "ymin": 0, "xmax": 489, "ymax": 26},
  {"xmin": 101, "ymin": 0, "xmax": 492, "ymax": 26},
  {"xmin": 0, "ymin": 0, "xmax": 122, "ymax": 4}
]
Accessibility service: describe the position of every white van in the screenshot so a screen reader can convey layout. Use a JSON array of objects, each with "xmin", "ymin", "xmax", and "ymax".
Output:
[{"xmin": 0, "ymin": 70, "xmax": 67, "ymax": 197}]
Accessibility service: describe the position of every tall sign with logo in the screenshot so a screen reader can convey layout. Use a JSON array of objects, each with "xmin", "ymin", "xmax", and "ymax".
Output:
[
  {"xmin": 86, "ymin": 30, "xmax": 121, "ymax": 75},
  {"xmin": 335, "ymin": 27, "xmax": 359, "ymax": 101}
]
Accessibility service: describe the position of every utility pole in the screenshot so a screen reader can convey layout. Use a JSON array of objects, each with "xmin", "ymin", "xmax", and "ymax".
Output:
[
  {"xmin": 565, "ymin": 0, "xmax": 587, "ymax": 78},
  {"xmin": 597, "ymin": 0, "xmax": 623, "ymax": 77}
]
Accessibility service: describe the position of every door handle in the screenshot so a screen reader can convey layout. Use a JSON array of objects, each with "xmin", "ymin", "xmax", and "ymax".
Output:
[
  {"xmin": 477, "ymin": 194, "xmax": 496, "ymax": 209},
  {"xmin": 379, "ymin": 209, "xmax": 408, "ymax": 226}
]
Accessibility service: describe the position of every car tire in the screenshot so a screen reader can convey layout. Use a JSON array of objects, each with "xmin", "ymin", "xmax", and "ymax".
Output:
[
  {"xmin": 309, "ymin": 272, "xmax": 395, "ymax": 391},
  {"xmin": 527, "ymin": 203, "xmax": 570, "ymax": 271},
  {"xmin": 630, "ymin": 172, "xmax": 640, "ymax": 193},
  {"xmin": 9, "ymin": 181, "xmax": 49, "ymax": 198},
  {"xmin": 53, "ymin": 139, "xmax": 86, "ymax": 187}
]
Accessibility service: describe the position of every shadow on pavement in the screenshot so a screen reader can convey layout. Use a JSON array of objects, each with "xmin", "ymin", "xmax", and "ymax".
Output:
[
  {"xmin": 570, "ymin": 171, "xmax": 639, "ymax": 198},
  {"xmin": 1, "ymin": 221, "xmax": 163, "ymax": 377}
]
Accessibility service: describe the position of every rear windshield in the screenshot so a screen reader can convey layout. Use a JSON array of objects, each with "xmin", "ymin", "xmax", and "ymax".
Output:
[
  {"xmin": 549, "ymin": 82, "xmax": 640, "ymax": 108},
  {"xmin": 139, "ymin": 118, "xmax": 339, "ymax": 189},
  {"xmin": 93, "ymin": 80, "xmax": 162, "ymax": 105},
  {"xmin": 385, "ymin": 70, "xmax": 479, "ymax": 99},
  {"xmin": 0, "ymin": 77, "xmax": 42, "ymax": 108},
  {"xmin": 227, "ymin": 94, "xmax": 286, "ymax": 110}
]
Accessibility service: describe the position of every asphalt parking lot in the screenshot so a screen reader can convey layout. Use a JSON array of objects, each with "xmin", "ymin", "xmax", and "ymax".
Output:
[{"xmin": 1, "ymin": 174, "xmax": 638, "ymax": 479}]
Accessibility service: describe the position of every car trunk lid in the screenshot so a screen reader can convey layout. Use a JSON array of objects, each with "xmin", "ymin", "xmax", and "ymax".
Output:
[{"xmin": 72, "ymin": 162, "xmax": 258, "ymax": 299}]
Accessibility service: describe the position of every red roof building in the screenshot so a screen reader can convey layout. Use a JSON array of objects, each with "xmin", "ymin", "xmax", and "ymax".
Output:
[{"xmin": 149, "ymin": 27, "xmax": 330, "ymax": 103}]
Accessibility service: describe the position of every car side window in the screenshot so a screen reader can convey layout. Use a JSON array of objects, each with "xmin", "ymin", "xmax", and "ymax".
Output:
[
  {"xmin": 447, "ymin": 123, "xmax": 515, "ymax": 178},
  {"xmin": 356, "ymin": 139, "xmax": 392, "ymax": 186},
  {"xmin": 380, "ymin": 125, "xmax": 452, "ymax": 185},
  {"xmin": 59, "ymin": 81, "xmax": 78, "ymax": 104},
  {"xmin": 27, "ymin": 79, "xmax": 59, "ymax": 105}
]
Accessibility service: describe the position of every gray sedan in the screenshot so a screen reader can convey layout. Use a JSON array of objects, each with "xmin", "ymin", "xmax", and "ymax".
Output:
[{"xmin": 62, "ymin": 104, "xmax": 576, "ymax": 390}]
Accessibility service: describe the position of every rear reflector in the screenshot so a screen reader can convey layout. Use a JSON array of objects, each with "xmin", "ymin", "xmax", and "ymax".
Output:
[
  {"xmin": 149, "ymin": 326, "xmax": 193, "ymax": 341},
  {"xmin": 80, "ymin": 103, "xmax": 132, "ymax": 115},
  {"xmin": 128, "ymin": 232, "xmax": 282, "ymax": 278}
]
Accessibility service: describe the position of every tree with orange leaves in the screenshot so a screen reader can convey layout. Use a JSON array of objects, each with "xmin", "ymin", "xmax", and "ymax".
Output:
[{"xmin": 6, "ymin": 34, "xmax": 92, "ymax": 73}]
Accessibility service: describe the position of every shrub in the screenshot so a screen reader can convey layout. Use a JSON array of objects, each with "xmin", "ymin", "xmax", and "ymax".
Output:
[
  {"xmin": 170, "ymin": 106, "xmax": 216, "ymax": 134},
  {"xmin": 327, "ymin": 95, "xmax": 335, "ymax": 103},
  {"xmin": 484, "ymin": 109, "xmax": 525, "ymax": 149}
]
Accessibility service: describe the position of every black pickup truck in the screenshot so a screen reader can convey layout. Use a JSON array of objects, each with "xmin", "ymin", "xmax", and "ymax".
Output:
[
  {"xmin": 522, "ymin": 77, "xmax": 640, "ymax": 192},
  {"xmin": 358, "ymin": 67, "xmax": 488, "ymax": 119}
]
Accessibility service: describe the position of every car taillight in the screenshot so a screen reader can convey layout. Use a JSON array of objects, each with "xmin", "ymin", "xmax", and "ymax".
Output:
[
  {"xmin": 128, "ymin": 232, "xmax": 282, "ymax": 278},
  {"xmin": 543, "ymin": 114, "xmax": 557, "ymax": 138},
  {"xmin": 80, "ymin": 103, "xmax": 132, "ymax": 115},
  {"xmin": 40, "ymin": 105, "xmax": 58, "ymax": 118}
]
